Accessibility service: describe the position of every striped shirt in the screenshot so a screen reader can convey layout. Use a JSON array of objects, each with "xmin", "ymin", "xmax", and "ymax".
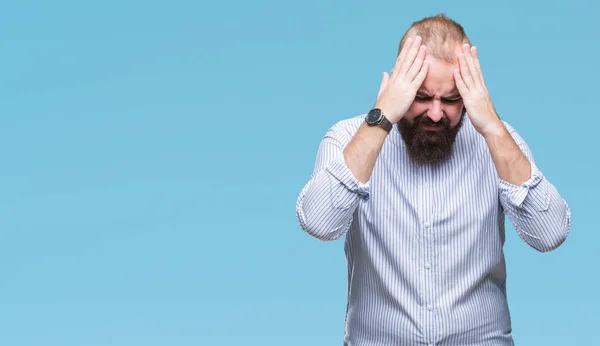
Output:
[{"xmin": 295, "ymin": 114, "xmax": 571, "ymax": 346}]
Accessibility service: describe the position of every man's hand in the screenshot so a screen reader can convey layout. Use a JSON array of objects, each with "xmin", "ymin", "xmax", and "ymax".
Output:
[
  {"xmin": 375, "ymin": 36, "xmax": 429, "ymax": 124},
  {"xmin": 454, "ymin": 44, "xmax": 532, "ymax": 185},
  {"xmin": 454, "ymin": 44, "xmax": 505, "ymax": 137}
]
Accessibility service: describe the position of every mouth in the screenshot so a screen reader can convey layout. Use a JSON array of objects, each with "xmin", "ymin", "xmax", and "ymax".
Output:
[{"xmin": 421, "ymin": 124, "xmax": 443, "ymax": 131}]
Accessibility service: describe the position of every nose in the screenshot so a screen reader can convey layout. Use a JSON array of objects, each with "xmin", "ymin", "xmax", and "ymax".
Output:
[{"xmin": 427, "ymin": 99, "xmax": 444, "ymax": 122}]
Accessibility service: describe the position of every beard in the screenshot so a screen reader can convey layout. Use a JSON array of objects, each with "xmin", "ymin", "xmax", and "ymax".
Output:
[{"xmin": 398, "ymin": 111, "xmax": 465, "ymax": 166}]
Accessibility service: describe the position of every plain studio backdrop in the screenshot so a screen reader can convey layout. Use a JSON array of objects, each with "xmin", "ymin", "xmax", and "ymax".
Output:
[{"xmin": 0, "ymin": 0, "xmax": 597, "ymax": 345}]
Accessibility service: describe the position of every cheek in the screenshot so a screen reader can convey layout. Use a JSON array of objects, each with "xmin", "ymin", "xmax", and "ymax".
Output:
[{"xmin": 442, "ymin": 104, "xmax": 464, "ymax": 126}]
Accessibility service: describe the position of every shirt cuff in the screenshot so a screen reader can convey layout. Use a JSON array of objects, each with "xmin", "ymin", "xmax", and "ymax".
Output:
[
  {"xmin": 498, "ymin": 160, "xmax": 544, "ymax": 208},
  {"xmin": 326, "ymin": 156, "xmax": 370, "ymax": 200}
]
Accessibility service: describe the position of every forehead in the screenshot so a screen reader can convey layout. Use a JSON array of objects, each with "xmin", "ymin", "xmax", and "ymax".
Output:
[{"xmin": 420, "ymin": 58, "xmax": 459, "ymax": 96}]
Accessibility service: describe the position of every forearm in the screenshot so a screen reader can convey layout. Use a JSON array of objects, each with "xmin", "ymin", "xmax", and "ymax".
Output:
[
  {"xmin": 492, "ymin": 122, "xmax": 571, "ymax": 252},
  {"xmin": 343, "ymin": 122, "xmax": 389, "ymax": 183},
  {"xmin": 484, "ymin": 124, "xmax": 531, "ymax": 186}
]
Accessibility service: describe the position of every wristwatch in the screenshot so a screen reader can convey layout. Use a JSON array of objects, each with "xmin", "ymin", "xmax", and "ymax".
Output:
[{"xmin": 365, "ymin": 108, "xmax": 393, "ymax": 133}]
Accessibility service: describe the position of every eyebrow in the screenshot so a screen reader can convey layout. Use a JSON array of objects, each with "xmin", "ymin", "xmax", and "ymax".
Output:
[{"xmin": 417, "ymin": 91, "xmax": 462, "ymax": 101}]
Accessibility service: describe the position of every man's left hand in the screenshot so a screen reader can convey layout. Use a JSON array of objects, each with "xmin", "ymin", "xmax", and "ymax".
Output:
[{"xmin": 454, "ymin": 44, "xmax": 505, "ymax": 138}]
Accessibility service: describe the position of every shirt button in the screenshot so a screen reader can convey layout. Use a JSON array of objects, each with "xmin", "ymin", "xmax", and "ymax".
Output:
[
  {"xmin": 424, "ymin": 221, "xmax": 430, "ymax": 228},
  {"xmin": 425, "ymin": 263, "xmax": 431, "ymax": 270},
  {"xmin": 427, "ymin": 304, "xmax": 433, "ymax": 311}
]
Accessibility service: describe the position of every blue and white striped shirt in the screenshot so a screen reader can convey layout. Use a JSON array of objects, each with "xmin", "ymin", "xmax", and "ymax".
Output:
[{"xmin": 296, "ymin": 114, "xmax": 571, "ymax": 346}]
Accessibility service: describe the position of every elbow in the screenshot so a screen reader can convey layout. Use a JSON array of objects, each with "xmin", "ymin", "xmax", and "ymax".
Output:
[
  {"xmin": 535, "ymin": 231, "xmax": 569, "ymax": 253},
  {"xmin": 531, "ymin": 219, "xmax": 571, "ymax": 253},
  {"xmin": 303, "ymin": 223, "xmax": 346, "ymax": 242},
  {"xmin": 538, "ymin": 204, "xmax": 572, "ymax": 253},
  {"xmin": 296, "ymin": 207, "xmax": 344, "ymax": 242},
  {"xmin": 521, "ymin": 199, "xmax": 572, "ymax": 253},
  {"xmin": 295, "ymin": 198, "xmax": 346, "ymax": 242}
]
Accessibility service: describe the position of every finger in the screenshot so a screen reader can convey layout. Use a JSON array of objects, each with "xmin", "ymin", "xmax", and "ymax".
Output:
[
  {"xmin": 406, "ymin": 45, "xmax": 427, "ymax": 81},
  {"xmin": 391, "ymin": 37, "xmax": 413, "ymax": 78},
  {"xmin": 378, "ymin": 71, "xmax": 390, "ymax": 98},
  {"xmin": 471, "ymin": 46, "xmax": 486, "ymax": 90},
  {"xmin": 457, "ymin": 53, "xmax": 474, "ymax": 90},
  {"xmin": 398, "ymin": 36, "xmax": 422, "ymax": 76},
  {"xmin": 463, "ymin": 44, "xmax": 480, "ymax": 88},
  {"xmin": 411, "ymin": 60, "xmax": 429, "ymax": 88},
  {"xmin": 453, "ymin": 68, "xmax": 468, "ymax": 95}
]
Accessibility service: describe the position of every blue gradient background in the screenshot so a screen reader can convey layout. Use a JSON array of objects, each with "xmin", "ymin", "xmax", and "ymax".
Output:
[{"xmin": 1, "ymin": 0, "xmax": 597, "ymax": 345}]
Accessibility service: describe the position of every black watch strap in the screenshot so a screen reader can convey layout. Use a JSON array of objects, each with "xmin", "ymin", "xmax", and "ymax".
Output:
[{"xmin": 378, "ymin": 116, "xmax": 393, "ymax": 133}]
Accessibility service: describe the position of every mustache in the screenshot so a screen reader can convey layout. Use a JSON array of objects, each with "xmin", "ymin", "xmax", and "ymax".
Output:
[{"xmin": 412, "ymin": 113, "xmax": 451, "ymax": 128}]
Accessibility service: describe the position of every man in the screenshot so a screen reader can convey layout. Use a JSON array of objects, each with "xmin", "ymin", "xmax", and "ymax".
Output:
[{"xmin": 295, "ymin": 14, "xmax": 571, "ymax": 346}]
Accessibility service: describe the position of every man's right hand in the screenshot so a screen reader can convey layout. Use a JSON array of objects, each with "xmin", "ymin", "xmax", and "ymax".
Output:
[{"xmin": 375, "ymin": 36, "xmax": 429, "ymax": 124}]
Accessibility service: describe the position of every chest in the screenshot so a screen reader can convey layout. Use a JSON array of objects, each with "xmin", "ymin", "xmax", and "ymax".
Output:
[{"xmin": 359, "ymin": 139, "xmax": 501, "ymax": 237}]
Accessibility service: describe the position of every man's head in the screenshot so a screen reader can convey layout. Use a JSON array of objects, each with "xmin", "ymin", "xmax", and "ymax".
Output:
[{"xmin": 396, "ymin": 14, "xmax": 470, "ymax": 165}]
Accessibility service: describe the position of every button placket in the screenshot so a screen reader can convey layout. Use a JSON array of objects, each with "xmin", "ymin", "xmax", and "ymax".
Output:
[{"xmin": 423, "ymin": 166, "xmax": 436, "ymax": 342}]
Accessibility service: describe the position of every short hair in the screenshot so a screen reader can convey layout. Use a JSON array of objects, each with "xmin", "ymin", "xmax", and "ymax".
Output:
[{"xmin": 398, "ymin": 14, "xmax": 471, "ymax": 64}]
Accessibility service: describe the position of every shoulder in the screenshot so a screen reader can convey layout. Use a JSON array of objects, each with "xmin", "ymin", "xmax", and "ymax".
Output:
[
  {"xmin": 500, "ymin": 119, "xmax": 528, "ymax": 147},
  {"xmin": 324, "ymin": 113, "xmax": 366, "ymax": 142},
  {"xmin": 463, "ymin": 116, "xmax": 522, "ymax": 143},
  {"xmin": 501, "ymin": 120, "xmax": 519, "ymax": 135},
  {"xmin": 330, "ymin": 114, "xmax": 365, "ymax": 132},
  {"xmin": 466, "ymin": 117, "xmax": 534, "ymax": 161},
  {"xmin": 455, "ymin": 116, "xmax": 528, "ymax": 161}
]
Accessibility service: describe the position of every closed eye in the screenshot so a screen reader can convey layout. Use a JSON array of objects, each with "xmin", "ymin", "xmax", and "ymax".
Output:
[
  {"xmin": 415, "ymin": 92, "xmax": 462, "ymax": 104},
  {"xmin": 442, "ymin": 97, "xmax": 462, "ymax": 104},
  {"xmin": 415, "ymin": 96, "xmax": 461, "ymax": 103}
]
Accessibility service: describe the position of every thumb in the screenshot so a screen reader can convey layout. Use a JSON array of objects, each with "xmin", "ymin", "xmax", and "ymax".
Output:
[{"xmin": 378, "ymin": 72, "xmax": 390, "ymax": 99}]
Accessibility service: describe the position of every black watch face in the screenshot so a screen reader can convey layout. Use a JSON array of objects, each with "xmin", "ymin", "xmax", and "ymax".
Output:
[{"xmin": 366, "ymin": 109, "xmax": 382, "ymax": 124}]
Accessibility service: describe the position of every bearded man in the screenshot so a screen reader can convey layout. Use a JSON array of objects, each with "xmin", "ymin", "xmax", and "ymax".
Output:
[{"xmin": 295, "ymin": 13, "xmax": 571, "ymax": 346}]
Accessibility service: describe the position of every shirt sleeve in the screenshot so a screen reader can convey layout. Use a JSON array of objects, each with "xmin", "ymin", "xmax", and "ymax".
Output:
[
  {"xmin": 296, "ymin": 118, "xmax": 369, "ymax": 241},
  {"xmin": 498, "ymin": 122, "xmax": 571, "ymax": 252}
]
